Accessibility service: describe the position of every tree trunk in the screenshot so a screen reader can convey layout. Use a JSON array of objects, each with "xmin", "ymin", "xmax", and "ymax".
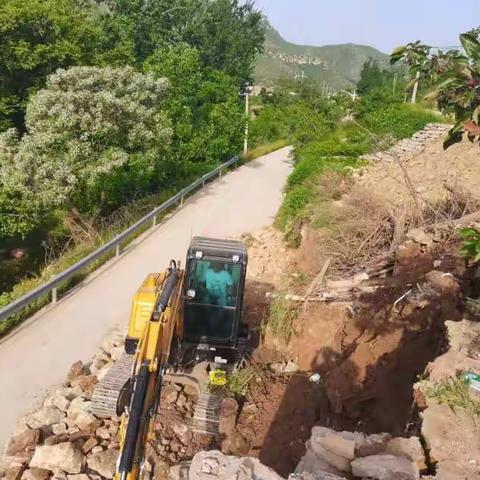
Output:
[{"xmin": 411, "ymin": 71, "xmax": 421, "ymax": 104}]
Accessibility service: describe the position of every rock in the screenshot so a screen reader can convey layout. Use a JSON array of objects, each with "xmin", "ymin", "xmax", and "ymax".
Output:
[
  {"xmin": 424, "ymin": 271, "xmax": 460, "ymax": 298},
  {"xmin": 319, "ymin": 435, "xmax": 355, "ymax": 460},
  {"xmin": 188, "ymin": 450, "xmax": 284, "ymax": 480},
  {"xmin": 284, "ymin": 361, "xmax": 299, "ymax": 373},
  {"xmin": 87, "ymin": 449, "xmax": 119, "ymax": 478},
  {"xmin": 242, "ymin": 404, "xmax": 258, "ymax": 416},
  {"xmin": 66, "ymin": 398, "xmax": 90, "ymax": 421},
  {"xmin": 45, "ymin": 395, "xmax": 70, "ymax": 412},
  {"xmin": 74, "ymin": 412, "xmax": 101, "ymax": 433},
  {"xmin": 95, "ymin": 425, "xmax": 110, "ymax": 440},
  {"xmin": 66, "ymin": 476, "xmax": 95, "ymax": 480},
  {"xmin": 289, "ymin": 473, "xmax": 347, "ymax": 480},
  {"xmin": 294, "ymin": 450, "xmax": 343, "ymax": 477},
  {"xmin": 21, "ymin": 468, "xmax": 50, "ymax": 480},
  {"xmin": 52, "ymin": 423, "xmax": 68, "ymax": 435},
  {"xmin": 44, "ymin": 433, "xmax": 70, "ymax": 446},
  {"xmin": 351, "ymin": 455, "xmax": 417, "ymax": 480},
  {"xmin": 81, "ymin": 437, "xmax": 98, "ymax": 454},
  {"xmin": 176, "ymin": 392, "xmax": 187, "ymax": 409},
  {"xmin": 90, "ymin": 446, "xmax": 103, "ymax": 454},
  {"xmin": 355, "ymin": 433, "xmax": 392, "ymax": 457},
  {"xmin": 385, "ymin": 437, "xmax": 426, "ymax": 471},
  {"xmin": 6, "ymin": 429, "xmax": 42, "ymax": 455},
  {"xmin": 169, "ymin": 463, "xmax": 190, "ymax": 480},
  {"xmin": 309, "ymin": 441, "xmax": 350, "ymax": 473},
  {"xmin": 163, "ymin": 385, "xmax": 179, "ymax": 404},
  {"xmin": 172, "ymin": 421, "xmax": 193, "ymax": 445},
  {"xmin": 30, "ymin": 443, "xmax": 85, "ymax": 474},
  {"xmin": 70, "ymin": 376, "xmax": 97, "ymax": 397},
  {"xmin": 26, "ymin": 407, "xmax": 65, "ymax": 429},
  {"xmin": 5, "ymin": 464, "xmax": 27, "ymax": 480},
  {"xmin": 183, "ymin": 384, "xmax": 199, "ymax": 397},
  {"xmin": 67, "ymin": 362, "xmax": 86, "ymax": 382}
]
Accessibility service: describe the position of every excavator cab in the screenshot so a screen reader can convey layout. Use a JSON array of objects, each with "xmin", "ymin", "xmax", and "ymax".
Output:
[{"xmin": 181, "ymin": 237, "xmax": 248, "ymax": 364}]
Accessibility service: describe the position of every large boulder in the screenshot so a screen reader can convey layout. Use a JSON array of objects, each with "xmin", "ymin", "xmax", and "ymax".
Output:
[
  {"xmin": 30, "ymin": 442, "xmax": 85, "ymax": 474},
  {"xmin": 351, "ymin": 454, "xmax": 417, "ymax": 480},
  {"xmin": 25, "ymin": 407, "xmax": 65, "ymax": 429},
  {"xmin": 86, "ymin": 449, "xmax": 119, "ymax": 478},
  {"xmin": 187, "ymin": 450, "xmax": 284, "ymax": 480},
  {"xmin": 385, "ymin": 437, "xmax": 426, "ymax": 472}
]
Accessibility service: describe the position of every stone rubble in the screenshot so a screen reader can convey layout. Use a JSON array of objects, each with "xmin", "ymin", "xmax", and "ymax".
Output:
[
  {"xmin": 174, "ymin": 425, "xmax": 432, "ymax": 480},
  {"xmin": 1, "ymin": 330, "xmax": 206, "ymax": 480},
  {"xmin": 360, "ymin": 123, "xmax": 450, "ymax": 164}
]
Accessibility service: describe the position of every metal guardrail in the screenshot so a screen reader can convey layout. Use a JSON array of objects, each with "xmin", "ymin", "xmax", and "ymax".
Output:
[{"xmin": 0, "ymin": 156, "xmax": 239, "ymax": 323}]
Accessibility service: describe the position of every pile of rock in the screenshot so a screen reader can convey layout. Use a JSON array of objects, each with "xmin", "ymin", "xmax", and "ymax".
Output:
[
  {"xmin": 293, "ymin": 427, "xmax": 426, "ymax": 480},
  {"xmin": 1, "ymin": 331, "xmax": 202, "ymax": 480},
  {"xmin": 414, "ymin": 319, "xmax": 480, "ymax": 480},
  {"xmin": 170, "ymin": 425, "xmax": 428, "ymax": 480},
  {"xmin": 360, "ymin": 123, "xmax": 450, "ymax": 164}
]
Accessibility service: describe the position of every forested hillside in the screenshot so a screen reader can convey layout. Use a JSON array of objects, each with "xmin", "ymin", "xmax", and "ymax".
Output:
[
  {"xmin": 255, "ymin": 19, "xmax": 388, "ymax": 88},
  {"xmin": 0, "ymin": 0, "xmax": 264, "ymax": 295}
]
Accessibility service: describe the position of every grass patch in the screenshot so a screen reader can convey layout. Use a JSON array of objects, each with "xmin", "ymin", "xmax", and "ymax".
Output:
[
  {"xmin": 227, "ymin": 367, "xmax": 262, "ymax": 397},
  {"xmin": 425, "ymin": 377, "xmax": 480, "ymax": 418},
  {"xmin": 244, "ymin": 139, "xmax": 288, "ymax": 161},
  {"xmin": 265, "ymin": 295, "xmax": 298, "ymax": 344}
]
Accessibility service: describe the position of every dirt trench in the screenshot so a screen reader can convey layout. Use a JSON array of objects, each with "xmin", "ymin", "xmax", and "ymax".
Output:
[{"xmin": 233, "ymin": 231, "xmax": 474, "ymax": 477}]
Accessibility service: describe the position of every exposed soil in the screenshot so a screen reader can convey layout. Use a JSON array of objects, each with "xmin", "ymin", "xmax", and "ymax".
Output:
[{"xmin": 359, "ymin": 136, "xmax": 480, "ymax": 208}]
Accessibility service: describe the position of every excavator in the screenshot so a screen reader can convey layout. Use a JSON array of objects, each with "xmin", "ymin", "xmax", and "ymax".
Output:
[{"xmin": 90, "ymin": 237, "xmax": 249, "ymax": 480}]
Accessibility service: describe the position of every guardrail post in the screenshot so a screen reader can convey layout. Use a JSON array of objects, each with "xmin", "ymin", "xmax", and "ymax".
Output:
[
  {"xmin": 115, "ymin": 244, "xmax": 120, "ymax": 258},
  {"xmin": 180, "ymin": 196, "xmax": 184, "ymax": 206},
  {"xmin": 52, "ymin": 287, "xmax": 57, "ymax": 304},
  {"xmin": 152, "ymin": 216, "xmax": 157, "ymax": 228}
]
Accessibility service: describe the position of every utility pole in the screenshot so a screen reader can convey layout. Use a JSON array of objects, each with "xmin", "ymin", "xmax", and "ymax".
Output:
[
  {"xmin": 243, "ymin": 86, "xmax": 251, "ymax": 157},
  {"xmin": 393, "ymin": 73, "xmax": 397, "ymax": 96}
]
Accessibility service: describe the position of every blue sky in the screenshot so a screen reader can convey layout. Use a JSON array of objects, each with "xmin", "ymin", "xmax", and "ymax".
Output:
[{"xmin": 254, "ymin": 0, "xmax": 478, "ymax": 53}]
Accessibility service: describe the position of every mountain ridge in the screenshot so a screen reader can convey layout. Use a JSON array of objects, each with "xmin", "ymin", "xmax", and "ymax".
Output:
[{"xmin": 255, "ymin": 19, "xmax": 389, "ymax": 89}]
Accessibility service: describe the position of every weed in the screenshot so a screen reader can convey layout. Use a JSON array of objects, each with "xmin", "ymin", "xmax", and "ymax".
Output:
[
  {"xmin": 227, "ymin": 367, "xmax": 262, "ymax": 397},
  {"xmin": 265, "ymin": 295, "xmax": 298, "ymax": 344},
  {"xmin": 459, "ymin": 227, "xmax": 480, "ymax": 262},
  {"xmin": 245, "ymin": 140, "xmax": 288, "ymax": 161},
  {"xmin": 425, "ymin": 376, "xmax": 480, "ymax": 418}
]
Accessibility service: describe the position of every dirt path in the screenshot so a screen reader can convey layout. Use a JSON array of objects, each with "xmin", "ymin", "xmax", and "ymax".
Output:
[{"xmin": 0, "ymin": 147, "xmax": 292, "ymax": 452}]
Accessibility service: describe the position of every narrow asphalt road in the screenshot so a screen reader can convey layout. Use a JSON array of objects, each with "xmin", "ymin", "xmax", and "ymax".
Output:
[{"xmin": 0, "ymin": 147, "xmax": 292, "ymax": 451}]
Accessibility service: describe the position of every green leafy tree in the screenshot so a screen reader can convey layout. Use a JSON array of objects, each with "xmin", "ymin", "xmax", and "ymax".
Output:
[
  {"xmin": 0, "ymin": 0, "xmax": 104, "ymax": 130},
  {"xmin": 390, "ymin": 41, "xmax": 431, "ymax": 103},
  {"xmin": 145, "ymin": 45, "xmax": 244, "ymax": 166},
  {"xmin": 103, "ymin": 0, "xmax": 264, "ymax": 86},
  {"xmin": 0, "ymin": 66, "xmax": 171, "ymax": 230}
]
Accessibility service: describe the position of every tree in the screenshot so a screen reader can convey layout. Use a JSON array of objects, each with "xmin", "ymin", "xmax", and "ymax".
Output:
[
  {"xmin": 103, "ymin": 0, "xmax": 264, "ymax": 86},
  {"xmin": 0, "ymin": 66, "xmax": 171, "ymax": 233},
  {"xmin": 0, "ymin": 0, "xmax": 104, "ymax": 130},
  {"xmin": 357, "ymin": 59, "xmax": 395, "ymax": 94},
  {"xmin": 145, "ymin": 45, "xmax": 244, "ymax": 165},
  {"xmin": 390, "ymin": 41, "xmax": 431, "ymax": 103}
]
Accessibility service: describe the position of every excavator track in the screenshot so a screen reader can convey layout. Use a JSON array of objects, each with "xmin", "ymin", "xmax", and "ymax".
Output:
[
  {"xmin": 190, "ymin": 391, "xmax": 222, "ymax": 435},
  {"xmin": 91, "ymin": 352, "xmax": 135, "ymax": 418}
]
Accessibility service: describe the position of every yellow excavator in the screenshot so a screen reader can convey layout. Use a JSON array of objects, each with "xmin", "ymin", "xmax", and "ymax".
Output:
[{"xmin": 91, "ymin": 237, "xmax": 249, "ymax": 480}]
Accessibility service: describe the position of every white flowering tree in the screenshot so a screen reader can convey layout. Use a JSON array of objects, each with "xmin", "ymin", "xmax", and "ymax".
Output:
[{"xmin": 0, "ymin": 66, "xmax": 171, "ymax": 236}]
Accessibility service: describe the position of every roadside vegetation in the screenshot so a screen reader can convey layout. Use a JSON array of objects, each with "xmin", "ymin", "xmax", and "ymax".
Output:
[{"xmin": 0, "ymin": 0, "xmax": 265, "ymax": 334}]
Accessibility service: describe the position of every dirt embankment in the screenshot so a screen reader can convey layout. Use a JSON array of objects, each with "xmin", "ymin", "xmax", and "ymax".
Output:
[{"xmin": 232, "ymin": 128, "xmax": 480, "ymax": 478}]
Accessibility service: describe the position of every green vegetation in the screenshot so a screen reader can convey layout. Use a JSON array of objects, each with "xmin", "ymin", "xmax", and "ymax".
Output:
[
  {"xmin": 459, "ymin": 227, "xmax": 480, "ymax": 262},
  {"xmin": 426, "ymin": 377, "xmax": 480, "ymax": 418},
  {"xmin": 392, "ymin": 28, "xmax": 480, "ymax": 146},
  {"xmin": 0, "ymin": 0, "xmax": 265, "ymax": 303},
  {"xmin": 249, "ymin": 81, "xmax": 443, "ymax": 245},
  {"xmin": 265, "ymin": 295, "xmax": 298, "ymax": 344},
  {"xmin": 227, "ymin": 367, "xmax": 261, "ymax": 397}
]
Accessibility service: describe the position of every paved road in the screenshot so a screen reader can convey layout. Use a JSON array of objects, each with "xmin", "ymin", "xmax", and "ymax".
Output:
[{"xmin": 0, "ymin": 147, "xmax": 292, "ymax": 450}]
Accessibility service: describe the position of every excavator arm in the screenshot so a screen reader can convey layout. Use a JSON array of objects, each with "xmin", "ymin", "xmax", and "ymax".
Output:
[{"xmin": 115, "ymin": 262, "xmax": 184, "ymax": 480}]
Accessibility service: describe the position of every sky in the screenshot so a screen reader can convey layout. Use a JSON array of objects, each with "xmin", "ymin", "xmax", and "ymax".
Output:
[{"xmin": 254, "ymin": 0, "xmax": 478, "ymax": 53}]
